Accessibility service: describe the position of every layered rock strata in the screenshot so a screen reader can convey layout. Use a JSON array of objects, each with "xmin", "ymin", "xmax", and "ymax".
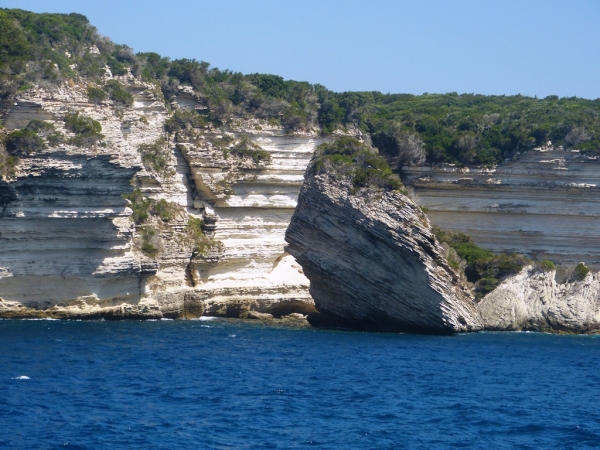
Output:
[
  {"xmin": 0, "ymin": 77, "xmax": 167, "ymax": 318},
  {"xmin": 478, "ymin": 266, "xmax": 600, "ymax": 333},
  {"xmin": 168, "ymin": 128, "xmax": 328, "ymax": 318},
  {"xmin": 404, "ymin": 147, "xmax": 600, "ymax": 269},
  {"xmin": 0, "ymin": 77, "xmax": 324, "ymax": 319},
  {"xmin": 285, "ymin": 168, "xmax": 483, "ymax": 334}
]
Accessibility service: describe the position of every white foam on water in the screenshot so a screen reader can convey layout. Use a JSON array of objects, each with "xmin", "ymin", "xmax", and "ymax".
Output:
[
  {"xmin": 12, "ymin": 376, "xmax": 30, "ymax": 380},
  {"xmin": 193, "ymin": 316, "xmax": 218, "ymax": 321},
  {"xmin": 21, "ymin": 318, "xmax": 59, "ymax": 321}
]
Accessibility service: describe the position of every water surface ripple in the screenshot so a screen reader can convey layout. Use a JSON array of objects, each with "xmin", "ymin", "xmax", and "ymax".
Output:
[{"xmin": 1, "ymin": 319, "xmax": 599, "ymax": 449}]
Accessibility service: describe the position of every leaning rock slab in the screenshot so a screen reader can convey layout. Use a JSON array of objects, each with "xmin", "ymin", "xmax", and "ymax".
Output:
[{"xmin": 285, "ymin": 171, "xmax": 483, "ymax": 334}]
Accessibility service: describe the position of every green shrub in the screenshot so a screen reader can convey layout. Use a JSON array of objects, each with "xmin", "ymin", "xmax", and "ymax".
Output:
[
  {"xmin": 123, "ymin": 188, "xmax": 183, "ymax": 224},
  {"xmin": 122, "ymin": 189, "xmax": 153, "ymax": 224},
  {"xmin": 140, "ymin": 225, "xmax": 159, "ymax": 257},
  {"xmin": 572, "ymin": 263, "xmax": 590, "ymax": 282},
  {"xmin": 186, "ymin": 217, "xmax": 205, "ymax": 235},
  {"xmin": 0, "ymin": 149, "xmax": 19, "ymax": 178},
  {"xmin": 313, "ymin": 137, "xmax": 403, "ymax": 191},
  {"xmin": 448, "ymin": 257, "xmax": 460, "ymax": 272},
  {"xmin": 68, "ymin": 133, "xmax": 102, "ymax": 147},
  {"xmin": 476, "ymin": 277, "xmax": 501, "ymax": 296},
  {"xmin": 87, "ymin": 85, "xmax": 107, "ymax": 104},
  {"xmin": 64, "ymin": 112, "xmax": 103, "ymax": 147},
  {"xmin": 229, "ymin": 137, "xmax": 271, "ymax": 164},
  {"xmin": 47, "ymin": 133, "xmax": 64, "ymax": 146},
  {"xmin": 25, "ymin": 119, "xmax": 54, "ymax": 134},
  {"xmin": 152, "ymin": 198, "xmax": 183, "ymax": 222},
  {"xmin": 103, "ymin": 80, "xmax": 133, "ymax": 106},
  {"xmin": 539, "ymin": 260, "xmax": 556, "ymax": 272},
  {"xmin": 64, "ymin": 111, "xmax": 102, "ymax": 135},
  {"xmin": 433, "ymin": 226, "xmax": 529, "ymax": 298},
  {"xmin": 138, "ymin": 137, "xmax": 174, "ymax": 177},
  {"xmin": 5, "ymin": 128, "xmax": 45, "ymax": 155},
  {"xmin": 185, "ymin": 217, "xmax": 212, "ymax": 254},
  {"xmin": 164, "ymin": 109, "xmax": 205, "ymax": 134}
]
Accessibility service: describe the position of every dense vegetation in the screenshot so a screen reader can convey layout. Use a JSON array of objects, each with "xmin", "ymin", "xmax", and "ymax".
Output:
[
  {"xmin": 432, "ymin": 227, "xmax": 529, "ymax": 297},
  {"xmin": 312, "ymin": 137, "xmax": 402, "ymax": 191},
  {"xmin": 2, "ymin": 8, "xmax": 598, "ymax": 167}
]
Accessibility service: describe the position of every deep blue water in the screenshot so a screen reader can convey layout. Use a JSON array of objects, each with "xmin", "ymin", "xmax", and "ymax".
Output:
[{"xmin": 1, "ymin": 319, "xmax": 600, "ymax": 449}]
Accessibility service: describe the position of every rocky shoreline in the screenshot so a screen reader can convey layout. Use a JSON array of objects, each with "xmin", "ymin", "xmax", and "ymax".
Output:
[{"xmin": 2, "ymin": 78, "xmax": 600, "ymax": 334}]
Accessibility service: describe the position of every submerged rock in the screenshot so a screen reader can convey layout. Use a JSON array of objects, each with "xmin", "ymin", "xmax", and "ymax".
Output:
[
  {"xmin": 478, "ymin": 266, "xmax": 600, "ymax": 333},
  {"xmin": 285, "ymin": 151, "xmax": 483, "ymax": 334}
]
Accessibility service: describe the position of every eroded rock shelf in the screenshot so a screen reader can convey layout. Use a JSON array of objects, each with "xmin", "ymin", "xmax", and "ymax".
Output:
[{"xmin": 405, "ymin": 148, "xmax": 600, "ymax": 268}]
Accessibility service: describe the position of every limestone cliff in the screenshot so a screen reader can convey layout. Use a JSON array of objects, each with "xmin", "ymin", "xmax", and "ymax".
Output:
[
  {"xmin": 404, "ymin": 147, "xmax": 600, "ymax": 270},
  {"xmin": 0, "ymin": 75, "xmax": 325, "ymax": 319},
  {"xmin": 285, "ymin": 151, "xmax": 483, "ymax": 333},
  {"xmin": 478, "ymin": 266, "xmax": 600, "ymax": 333}
]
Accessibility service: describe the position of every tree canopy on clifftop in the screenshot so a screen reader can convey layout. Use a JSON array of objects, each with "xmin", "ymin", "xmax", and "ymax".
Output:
[{"xmin": 1, "ymin": 8, "xmax": 600, "ymax": 166}]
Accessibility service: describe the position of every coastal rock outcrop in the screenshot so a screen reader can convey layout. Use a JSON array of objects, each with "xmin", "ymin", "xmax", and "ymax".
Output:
[
  {"xmin": 285, "ymin": 150, "xmax": 483, "ymax": 333},
  {"xmin": 478, "ymin": 266, "xmax": 600, "ymax": 333},
  {"xmin": 0, "ymin": 77, "xmax": 325, "ymax": 319}
]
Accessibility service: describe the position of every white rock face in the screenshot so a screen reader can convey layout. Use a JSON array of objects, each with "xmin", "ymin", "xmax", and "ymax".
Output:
[
  {"xmin": 0, "ymin": 79, "xmax": 324, "ymax": 319},
  {"xmin": 478, "ymin": 266, "xmax": 600, "ymax": 333},
  {"xmin": 173, "ymin": 129, "xmax": 328, "ymax": 317},
  {"xmin": 0, "ymin": 78, "xmax": 167, "ymax": 317},
  {"xmin": 285, "ymin": 169, "xmax": 483, "ymax": 334},
  {"xmin": 404, "ymin": 148, "xmax": 600, "ymax": 269}
]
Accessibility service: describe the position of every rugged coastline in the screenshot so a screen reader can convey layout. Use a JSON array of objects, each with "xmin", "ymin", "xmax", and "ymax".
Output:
[
  {"xmin": 3, "ymin": 79, "xmax": 600, "ymax": 333},
  {"xmin": 2, "ymin": 9, "xmax": 600, "ymax": 333},
  {"xmin": 0, "ymin": 77, "xmax": 326, "ymax": 320}
]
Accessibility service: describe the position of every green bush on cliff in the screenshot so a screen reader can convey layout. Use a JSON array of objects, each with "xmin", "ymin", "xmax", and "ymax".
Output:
[
  {"xmin": 5, "ymin": 128, "xmax": 45, "ymax": 155},
  {"xmin": 164, "ymin": 109, "xmax": 206, "ymax": 134},
  {"xmin": 313, "ymin": 137, "xmax": 402, "ymax": 191},
  {"xmin": 87, "ymin": 86, "xmax": 107, "ymax": 104},
  {"xmin": 138, "ymin": 137, "xmax": 175, "ymax": 177},
  {"xmin": 571, "ymin": 262, "xmax": 590, "ymax": 282},
  {"xmin": 185, "ymin": 217, "xmax": 213, "ymax": 255},
  {"xmin": 64, "ymin": 111, "xmax": 101, "ymax": 134},
  {"xmin": 122, "ymin": 189, "xmax": 153, "ymax": 224},
  {"xmin": 64, "ymin": 111, "xmax": 103, "ymax": 146},
  {"xmin": 122, "ymin": 188, "xmax": 184, "ymax": 225},
  {"xmin": 538, "ymin": 260, "xmax": 556, "ymax": 272},
  {"xmin": 229, "ymin": 137, "xmax": 271, "ymax": 164},
  {"xmin": 433, "ymin": 226, "xmax": 529, "ymax": 298},
  {"xmin": 140, "ymin": 225, "xmax": 159, "ymax": 258},
  {"xmin": 0, "ymin": 145, "xmax": 19, "ymax": 178},
  {"xmin": 4, "ymin": 120, "xmax": 59, "ymax": 156},
  {"xmin": 103, "ymin": 80, "xmax": 133, "ymax": 106}
]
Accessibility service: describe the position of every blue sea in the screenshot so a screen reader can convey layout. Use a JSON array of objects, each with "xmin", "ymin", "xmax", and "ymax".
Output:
[{"xmin": 1, "ymin": 319, "xmax": 600, "ymax": 449}]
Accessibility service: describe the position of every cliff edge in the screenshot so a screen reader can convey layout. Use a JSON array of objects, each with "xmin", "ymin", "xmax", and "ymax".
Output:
[{"xmin": 285, "ymin": 138, "xmax": 483, "ymax": 333}]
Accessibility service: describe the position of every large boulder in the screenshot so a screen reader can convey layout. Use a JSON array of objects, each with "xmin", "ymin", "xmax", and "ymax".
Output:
[{"xmin": 285, "ymin": 140, "xmax": 482, "ymax": 334}]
